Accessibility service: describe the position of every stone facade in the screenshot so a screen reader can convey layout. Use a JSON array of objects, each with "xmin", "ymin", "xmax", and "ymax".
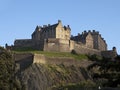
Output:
[
  {"xmin": 14, "ymin": 20, "xmax": 114, "ymax": 56},
  {"xmin": 71, "ymin": 30, "xmax": 107, "ymax": 51},
  {"xmin": 32, "ymin": 20, "xmax": 71, "ymax": 40}
]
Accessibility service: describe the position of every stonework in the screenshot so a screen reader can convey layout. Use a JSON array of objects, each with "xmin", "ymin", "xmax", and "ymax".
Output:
[
  {"xmin": 32, "ymin": 20, "xmax": 71, "ymax": 40},
  {"xmin": 13, "ymin": 20, "xmax": 116, "ymax": 57},
  {"xmin": 71, "ymin": 30, "xmax": 107, "ymax": 51}
]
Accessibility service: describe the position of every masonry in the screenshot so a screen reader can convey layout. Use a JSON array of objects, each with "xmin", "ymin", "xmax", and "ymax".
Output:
[
  {"xmin": 13, "ymin": 20, "xmax": 117, "ymax": 57},
  {"xmin": 14, "ymin": 53, "xmax": 93, "ymax": 70}
]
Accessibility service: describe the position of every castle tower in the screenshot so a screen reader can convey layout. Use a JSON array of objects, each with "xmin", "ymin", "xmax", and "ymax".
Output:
[
  {"xmin": 113, "ymin": 47, "xmax": 117, "ymax": 52},
  {"xmin": 91, "ymin": 30, "xmax": 107, "ymax": 51},
  {"xmin": 32, "ymin": 26, "xmax": 41, "ymax": 40}
]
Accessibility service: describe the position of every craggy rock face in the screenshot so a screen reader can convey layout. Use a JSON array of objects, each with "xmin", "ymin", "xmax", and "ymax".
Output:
[
  {"xmin": 14, "ymin": 53, "xmax": 94, "ymax": 90},
  {"xmin": 19, "ymin": 64, "xmax": 92, "ymax": 90}
]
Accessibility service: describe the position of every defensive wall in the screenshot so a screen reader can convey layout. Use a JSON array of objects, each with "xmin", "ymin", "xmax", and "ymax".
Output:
[
  {"xmin": 101, "ymin": 50, "xmax": 117, "ymax": 58},
  {"xmin": 44, "ymin": 38, "xmax": 101, "ymax": 55},
  {"xmin": 33, "ymin": 54, "xmax": 93, "ymax": 67},
  {"xmin": 13, "ymin": 38, "xmax": 115, "ymax": 57},
  {"xmin": 14, "ymin": 53, "xmax": 34, "ymax": 71},
  {"xmin": 14, "ymin": 48, "xmax": 117, "ymax": 71},
  {"xmin": 74, "ymin": 43, "xmax": 101, "ymax": 55},
  {"xmin": 14, "ymin": 53, "xmax": 93, "ymax": 71},
  {"xmin": 44, "ymin": 38, "xmax": 70, "ymax": 52},
  {"xmin": 14, "ymin": 39, "xmax": 44, "ymax": 50}
]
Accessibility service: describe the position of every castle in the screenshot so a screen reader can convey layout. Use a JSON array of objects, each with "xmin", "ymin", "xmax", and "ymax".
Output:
[{"xmin": 14, "ymin": 20, "xmax": 117, "ymax": 57}]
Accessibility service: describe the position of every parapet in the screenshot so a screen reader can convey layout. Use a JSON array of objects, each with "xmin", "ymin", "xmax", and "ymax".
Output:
[{"xmin": 80, "ymin": 30, "xmax": 100, "ymax": 36}]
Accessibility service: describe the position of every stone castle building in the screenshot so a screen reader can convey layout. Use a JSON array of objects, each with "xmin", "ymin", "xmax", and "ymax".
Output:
[
  {"xmin": 71, "ymin": 30, "xmax": 107, "ymax": 51},
  {"xmin": 32, "ymin": 20, "xmax": 71, "ymax": 40},
  {"xmin": 14, "ymin": 20, "xmax": 116, "ymax": 57}
]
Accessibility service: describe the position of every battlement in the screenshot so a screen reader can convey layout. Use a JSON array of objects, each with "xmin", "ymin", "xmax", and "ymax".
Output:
[{"xmin": 80, "ymin": 30, "xmax": 99, "ymax": 35}]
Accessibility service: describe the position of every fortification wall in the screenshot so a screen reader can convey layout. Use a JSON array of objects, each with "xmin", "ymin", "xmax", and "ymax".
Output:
[
  {"xmin": 98, "ymin": 35, "xmax": 107, "ymax": 51},
  {"xmin": 14, "ymin": 53, "xmax": 34, "ymax": 70},
  {"xmin": 44, "ymin": 38, "xmax": 70, "ymax": 52},
  {"xmin": 33, "ymin": 54, "xmax": 92, "ymax": 67},
  {"xmin": 74, "ymin": 43, "xmax": 101, "ymax": 55},
  {"xmin": 43, "ymin": 38, "xmax": 101, "ymax": 55},
  {"xmin": 70, "ymin": 40, "xmax": 75, "ymax": 51},
  {"xmin": 14, "ymin": 39, "xmax": 44, "ymax": 50},
  {"xmin": 14, "ymin": 53, "xmax": 93, "ymax": 71},
  {"xmin": 101, "ymin": 50, "xmax": 117, "ymax": 58},
  {"xmin": 14, "ymin": 39, "xmax": 34, "ymax": 47}
]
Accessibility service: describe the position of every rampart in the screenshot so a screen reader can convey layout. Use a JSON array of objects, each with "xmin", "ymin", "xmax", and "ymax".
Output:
[
  {"xmin": 14, "ymin": 49, "xmax": 117, "ymax": 71},
  {"xmin": 14, "ymin": 39, "xmax": 44, "ymax": 50},
  {"xmin": 101, "ymin": 50, "xmax": 117, "ymax": 58},
  {"xmin": 43, "ymin": 38, "xmax": 101, "ymax": 55},
  {"xmin": 44, "ymin": 38, "xmax": 70, "ymax": 52},
  {"xmin": 14, "ymin": 53, "xmax": 93, "ymax": 70},
  {"xmin": 33, "ymin": 54, "xmax": 93, "ymax": 67},
  {"xmin": 74, "ymin": 43, "xmax": 101, "ymax": 55},
  {"xmin": 14, "ymin": 53, "xmax": 34, "ymax": 70}
]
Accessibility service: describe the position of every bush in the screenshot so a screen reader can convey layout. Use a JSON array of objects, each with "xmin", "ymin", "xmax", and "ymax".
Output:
[{"xmin": 71, "ymin": 50, "xmax": 78, "ymax": 55}]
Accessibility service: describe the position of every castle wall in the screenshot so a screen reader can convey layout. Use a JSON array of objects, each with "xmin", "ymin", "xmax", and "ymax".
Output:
[
  {"xmin": 92, "ymin": 32, "xmax": 107, "ymax": 51},
  {"xmin": 70, "ymin": 40, "xmax": 75, "ymax": 51},
  {"xmin": 43, "ymin": 38, "xmax": 101, "ymax": 55},
  {"xmin": 44, "ymin": 39, "xmax": 60, "ymax": 52},
  {"xmin": 98, "ymin": 35, "xmax": 107, "ymax": 51},
  {"xmin": 32, "ymin": 27, "xmax": 41, "ymax": 40},
  {"xmin": 92, "ymin": 33, "xmax": 99, "ymax": 50},
  {"xmin": 85, "ymin": 33, "xmax": 93, "ymax": 48},
  {"xmin": 14, "ymin": 39, "xmax": 34, "ymax": 47},
  {"xmin": 14, "ymin": 39, "xmax": 44, "ymax": 50},
  {"xmin": 44, "ymin": 38, "xmax": 70, "ymax": 52},
  {"xmin": 33, "ymin": 54, "xmax": 93, "ymax": 67},
  {"xmin": 101, "ymin": 50, "xmax": 117, "ymax": 58},
  {"xmin": 74, "ymin": 43, "xmax": 101, "ymax": 55},
  {"xmin": 14, "ymin": 53, "xmax": 34, "ymax": 70}
]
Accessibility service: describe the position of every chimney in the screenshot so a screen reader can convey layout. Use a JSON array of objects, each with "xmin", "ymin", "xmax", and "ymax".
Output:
[
  {"xmin": 58, "ymin": 20, "xmax": 61, "ymax": 23},
  {"xmin": 88, "ymin": 30, "xmax": 91, "ymax": 32},
  {"xmin": 84, "ymin": 30, "xmax": 87, "ymax": 34},
  {"xmin": 43, "ymin": 25, "xmax": 47, "ymax": 28},
  {"xmin": 48, "ymin": 24, "xmax": 50, "ymax": 27},
  {"xmin": 78, "ymin": 33, "xmax": 80, "ymax": 36},
  {"xmin": 93, "ymin": 30, "xmax": 95, "ymax": 32}
]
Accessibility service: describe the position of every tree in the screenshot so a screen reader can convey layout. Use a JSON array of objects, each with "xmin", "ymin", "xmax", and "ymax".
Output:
[{"xmin": 88, "ymin": 55, "xmax": 120, "ymax": 87}]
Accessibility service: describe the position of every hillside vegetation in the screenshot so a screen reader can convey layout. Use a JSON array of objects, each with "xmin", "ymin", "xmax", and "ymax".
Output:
[
  {"xmin": 18, "ymin": 63, "xmax": 96, "ymax": 90},
  {"xmin": 0, "ymin": 47, "xmax": 21, "ymax": 90},
  {"xmin": 1, "ymin": 48, "xmax": 120, "ymax": 90},
  {"xmin": 88, "ymin": 55, "xmax": 120, "ymax": 88}
]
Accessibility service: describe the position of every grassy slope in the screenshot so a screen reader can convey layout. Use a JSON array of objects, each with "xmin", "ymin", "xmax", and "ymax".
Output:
[{"xmin": 13, "ymin": 50, "xmax": 88, "ymax": 60}]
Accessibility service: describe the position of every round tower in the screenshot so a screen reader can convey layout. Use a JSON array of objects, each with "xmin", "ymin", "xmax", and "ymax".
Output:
[{"xmin": 113, "ymin": 46, "xmax": 117, "ymax": 52}]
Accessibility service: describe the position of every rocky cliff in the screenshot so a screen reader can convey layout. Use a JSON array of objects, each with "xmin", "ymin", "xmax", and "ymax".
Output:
[{"xmin": 15, "ymin": 53, "xmax": 94, "ymax": 90}]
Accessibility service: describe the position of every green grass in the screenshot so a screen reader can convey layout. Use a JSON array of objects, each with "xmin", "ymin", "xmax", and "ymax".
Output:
[{"xmin": 12, "ymin": 50, "xmax": 88, "ymax": 60}]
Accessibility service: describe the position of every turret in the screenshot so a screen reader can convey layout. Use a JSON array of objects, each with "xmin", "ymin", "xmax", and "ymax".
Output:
[
  {"xmin": 58, "ymin": 20, "xmax": 61, "ymax": 23},
  {"xmin": 67, "ymin": 25, "xmax": 71, "ymax": 30},
  {"xmin": 88, "ymin": 30, "xmax": 91, "ymax": 33},
  {"xmin": 113, "ymin": 47, "xmax": 117, "ymax": 52}
]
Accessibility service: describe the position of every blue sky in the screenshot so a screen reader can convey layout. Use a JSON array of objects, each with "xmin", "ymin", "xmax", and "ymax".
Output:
[{"xmin": 0, "ymin": 0, "xmax": 120, "ymax": 53}]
